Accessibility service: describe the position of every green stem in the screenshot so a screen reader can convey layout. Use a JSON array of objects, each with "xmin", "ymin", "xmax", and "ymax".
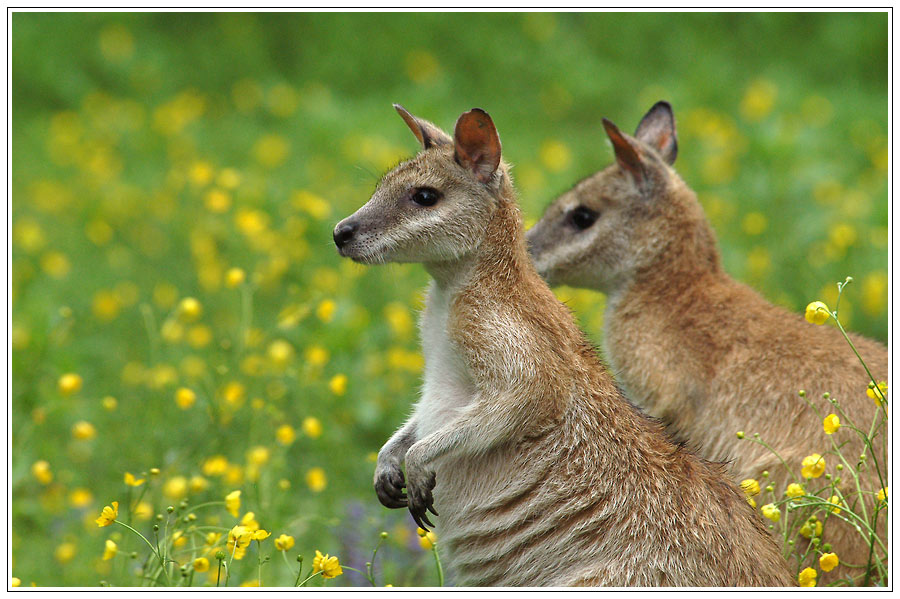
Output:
[{"xmin": 432, "ymin": 544, "xmax": 444, "ymax": 587}]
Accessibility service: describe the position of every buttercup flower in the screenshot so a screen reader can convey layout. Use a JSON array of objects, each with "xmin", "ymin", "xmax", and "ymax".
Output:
[
  {"xmin": 828, "ymin": 495, "xmax": 842, "ymax": 514},
  {"xmin": 785, "ymin": 483, "xmax": 804, "ymax": 498},
  {"xmin": 868, "ymin": 381, "xmax": 888, "ymax": 405},
  {"xmin": 312, "ymin": 550, "xmax": 343, "ymax": 579},
  {"xmin": 102, "ymin": 539, "xmax": 117, "ymax": 561},
  {"xmin": 227, "ymin": 526, "xmax": 252, "ymax": 560},
  {"xmin": 72, "ymin": 421, "xmax": 97, "ymax": 440},
  {"xmin": 193, "ymin": 557, "xmax": 210, "ymax": 572},
  {"xmin": 800, "ymin": 518, "xmax": 823, "ymax": 539},
  {"xmin": 177, "ymin": 297, "xmax": 203, "ymax": 321},
  {"xmin": 225, "ymin": 267, "xmax": 246, "ymax": 288},
  {"xmin": 175, "ymin": 387, "xmax": 196, "ymax": 409},
  {"xmin": 95, "ymin": 501, "xmax": 118, "ymax": 527},
  {"xmin": 274, "ymin": 534, "xmax": 295, "ymax": 551},
  {"xmin": 225, "ymin": 490, "xmax": 241, "ymax": 517},
  {"xmin": 804, "ymin": 301, "xmax": 830, "ymax": 325},
  {"xmin": 798, "ymin": 567, "xmax": 817, "ymax": 587},
  {"xmin": 32, "ymin": 460, "xmax": 53, "ymax": 484},
  {"xmin": 276, "ymin": 424, "xmax": 296, "ymax": 446},
  {"xmin": 124, "ymin": 472, "xmax": 145, "ymax": 487},
  {"xmin": 306, "ymin": 467, "xmax": 327, "ymax": 492},
  {"xmin": 877, "ymin": 487, "xmax": 888, "ymax": 503},
  {"xmin": 302, "ymin": 417, "xmax": 322, "ymax": 439},
  {"xmin": 819, "ymin": 552, "xmax": 839, "ymax": 572},
  {"xmin": 761, "ymin": 503, "xmax": 781, "ymax": 522},
  {"xmin": 58, "ymin": 373, "xmax": 83, "ymax": 395},
  {"xmin": 740, "ymin": 479, "xmax": 760, "ymax": 496},
  {"xmin": 801, "ymin": 454, "xmax": 826, "ymax": 479},
  {"xmin": 823, "ymin": 414, "xmax": 840, "ymax": 434},
  {"xmin": 251, "ymin": 529, "xmax": 271, "ymax": 541}
]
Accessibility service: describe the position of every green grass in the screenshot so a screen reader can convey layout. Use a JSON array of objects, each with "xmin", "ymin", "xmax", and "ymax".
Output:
[{"xmin": 11, "ymin": 12, "xmax": 888, "ymax": 587}]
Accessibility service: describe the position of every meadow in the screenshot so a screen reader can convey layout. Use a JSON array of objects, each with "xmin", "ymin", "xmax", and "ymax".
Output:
[{"xmin": 10, "ymin": 12, "xmax": 888, "ymax": 587}]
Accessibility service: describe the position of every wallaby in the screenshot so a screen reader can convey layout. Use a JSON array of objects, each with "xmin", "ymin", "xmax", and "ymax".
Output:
[
  {"xmin": 526, "ymin": 101, "xmax": 888, "ymax": 585},
  {"xmin": 333, "ymin": 104, "xmax": 794, "ymax": 587}
]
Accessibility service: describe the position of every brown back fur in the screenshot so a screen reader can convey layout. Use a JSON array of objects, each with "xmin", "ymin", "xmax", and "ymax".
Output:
[
  {"xmin": 335, "ymin": 106, "xmax": 794, "ymax": 586},
  {"xmin": 526, "ymin": 102, "xmax": 888, "ymax": 585}
]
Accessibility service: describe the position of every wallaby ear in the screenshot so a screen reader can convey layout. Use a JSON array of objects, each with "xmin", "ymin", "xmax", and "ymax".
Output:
[
  {"xmin": 602, "ymin": 118, "xmax": 644, "ymax": 182},
  {"xmin": 394, "ymin": 104, "xmax": 452, "ymax": 149},
  {"xmin": 634, "ymin": 101, "xmax": 677, "ymax": 164},
  {"xmin": 454, "ymin": 108, "xmax": 502, "ymax": 183}
]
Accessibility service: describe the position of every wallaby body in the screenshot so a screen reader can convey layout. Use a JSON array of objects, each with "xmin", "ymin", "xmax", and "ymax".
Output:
[
  {"xmin": 526, "ymin": 102, "xmax": 888, "ymax": 584},
  {"xmin": 334, "ymin": 105, "xmax": 794, "ymax": 587}
]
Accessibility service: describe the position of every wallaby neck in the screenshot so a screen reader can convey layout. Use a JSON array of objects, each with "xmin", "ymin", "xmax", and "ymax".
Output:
[{"xmin": 425, "ymin": 197, "xmax": 526, "ymax": 294}]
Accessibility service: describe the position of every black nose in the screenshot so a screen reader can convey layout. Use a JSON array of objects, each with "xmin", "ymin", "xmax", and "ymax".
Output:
[{"xmin": 333, "ymin": 221, "xmax": 358, "ymax": 248}]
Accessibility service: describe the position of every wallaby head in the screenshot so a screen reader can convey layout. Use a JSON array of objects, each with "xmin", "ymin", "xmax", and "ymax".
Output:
[
  {"xmin": 527, "ymin": 101, "xmax": 717, "ymax": 295},
  {"xmin": 334, "ymin": 104, "xmax": 507, "ymax": 266}
]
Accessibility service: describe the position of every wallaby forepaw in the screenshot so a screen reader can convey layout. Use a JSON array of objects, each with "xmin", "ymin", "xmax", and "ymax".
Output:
[
  {"xmin": 374, "ymin": 462, "xmax": 407, "ymax": 509},
  {"xmin": 407, "ymin": 468, "xmax": 438, "ymax": 531}
]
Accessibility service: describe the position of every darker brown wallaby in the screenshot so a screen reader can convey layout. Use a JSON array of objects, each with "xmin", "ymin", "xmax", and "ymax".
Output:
[
  {"xmin": 527, "ymin": 101, "xmax": 888, "ymax": 585},
  {"xmin": 334, "ymin": 104, "xmax": 795, "ymax": 587}
]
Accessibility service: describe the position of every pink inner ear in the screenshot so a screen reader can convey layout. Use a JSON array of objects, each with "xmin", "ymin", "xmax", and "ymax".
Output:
[{"xmin": 657, "ymin": 132, "xmax": 669, "ymax": 150}]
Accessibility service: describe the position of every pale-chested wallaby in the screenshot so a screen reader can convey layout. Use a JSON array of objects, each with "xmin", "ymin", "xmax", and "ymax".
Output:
[
  {"xmin": 526, "ymin": 101, "xmax": 888, "ymax": 584},
  {"xmin": 333, "ymin": 104, "xmax": 794, "ymax": 587}
]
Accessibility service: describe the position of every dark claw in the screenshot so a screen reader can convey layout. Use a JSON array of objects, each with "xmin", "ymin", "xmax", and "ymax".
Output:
[{"xmin": 375, "ymin": 465, "xmax": 408, "ymax": 509}]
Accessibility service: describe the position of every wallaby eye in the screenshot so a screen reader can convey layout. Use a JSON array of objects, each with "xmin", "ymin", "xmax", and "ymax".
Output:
[
  {"xmin": 568, "ymin": 206, "xmax": 599, "ymax": 231},
  {"xmin": 411, "ymin": 187, "xmax": 441, "ymax": 207}
]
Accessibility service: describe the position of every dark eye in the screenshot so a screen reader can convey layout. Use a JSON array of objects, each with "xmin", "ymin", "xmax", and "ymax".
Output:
[
  {"xmin": 411, "ymin": 188, "xmax": 441, "ymax": 207},
  {"xmin": 568, "ymin": 206, "xmax": 599, "ymax": 230}
]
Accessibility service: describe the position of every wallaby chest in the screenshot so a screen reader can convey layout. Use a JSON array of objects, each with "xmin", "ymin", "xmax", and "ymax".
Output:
[{"xmin": 415, "ymin": 282, "xmax": 477, "ymax": 439}]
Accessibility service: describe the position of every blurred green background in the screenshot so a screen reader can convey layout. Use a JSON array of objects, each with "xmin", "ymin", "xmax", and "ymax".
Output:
[{"xmin": 11, "ymin": 12, "xmax": 888, "ymax": 587}]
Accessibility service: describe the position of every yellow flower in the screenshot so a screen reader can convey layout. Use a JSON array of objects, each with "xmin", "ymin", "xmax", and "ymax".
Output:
[
  {"xmin": 225, "ymin": 490, "xmax": 241, "ymax": 517},
  {"xmin": 32, "ymin": 460, "xmax": 53, "ymax": 484},
  {"xmin": 739, "ymin": 479, "xmax": 760, "ymax": 496},
  {"xmin": 227, "ymin": 525, "xmax": 252, "ymax": 560},
  {"xmin": 72, "ymin": 420, "xmax": 97, "ymax": 440},
  {"xmin": 328, "ymin": 374, "xmax": 347, "ymax": 396},
  {"xmin": 828, "ymin": 495, "xmax": 843, "ymax": 514},
  {"xmin": 251, "ymin": 529, "xmax": 271, "ymax": 541},
  {"xmin": 746, "ymin": 497, "xmax": 756, "ymax": 508},
  {"xmin": 267, "ymin": 340, "xmax": 295, "ymax": 367},
  {"xmin": 302, "ymin": 417, "xmax": 323, "ymax": 439},
  {"xmin": 177, "ymin": 297, "xmax": 203, "ymax": 321},
  {"xmin": 798, "ymin": 567, "xmax": 817, "ymax": 587},
  {"xmin": 877, "ymin": 486, "xmax": 888, "ymax": 503},
  {"xmin": 193, "ymin": 557, "xmax": 210, "ymax": 573},
  {"xmin": 225, "ymin": 267, "xmax": 246, "ymax": 288},
  {"xmin": 276, "ymin": 424, "xmax": 296, "ymax": 446},
  {"xmin": 274, "ymin": 534, "xmax": 295, "ymax": 551},
  {"xmin": 312, "ymin": 550, "xmax": 343, "ymax": 579},
  {"xmin": 316, "ymin": 299, "xmax": 336, "ymax": 323},
  {"xmin": 102, "ymin": 539, "xmax": 117, "ymax": 561},
  {"xmin": 69, "ymin": 488, "xmax": 93, "ymax": 508},
  {"xmin": 190, "ymin": 475, "xmax": 209, "ymax": 493},
  {"xmin": 804, "ymin": 301, "xmax": 830, "ymax": 325},
  {"xmin": 58, "ymin": 373, "xmax": 83, "ymax": 395},
  {"xmin": 11, "ymin": 577, "xmax": 21, "ymax": 587},
  {"xmin": 95, "ymin": 501, "xmax": 119, "ymax": 527},
  {"xmin": 305, "ymin": 345, "xmax": 329, "ymax": 367},
  {"xmin": 306, "ymin": 467, "xmax": 327, "ymax": 492},
  {"xmin": 241, "ymin": 511, "xmax": 260, "ymax": 531},
  {"xmin": 133, "ymin": 501, "xmax": 153, "ymax": 520},
  {"xmin": 418, "ymin": 528, "xmax": 437, "ymax": 550},
  {"xmin": 163, "ymin": 476, "xmax": 188, "ymax": 500},
  {"xmin": 55, "ymin": 542, "xmax": 77, "ymax": 564},
  {"xmin": 203, "ymin": 455, "xmax": 229, "ymax": 476},
  {"xmin": 800, "ymin": 518, "xmax": 823, "ymax": 539},
  {"xmin": 868, "ymin": 381, "xmax": 888, "ymax": 405},
  {"xmin": 102, "ymin": 396, "xmax": 118, "ymax": 411},
  {"xmin": 222, "ymin": 381, "xmax": 245, "ymax": 407},
  {"xmin": 801, "ymin": 454, "xmax": 826, "ymax": 479},
  {"xmin": 819, "ymin": 552, "xmax": 839, "ymax": 572},
  {"xmin": 760, "ymin": 503, "xmax": 781, "ymax": 522},
  {"xmin": 247, "ymin": 446, "xmax": 270, "ymax": 466},
  {"xmin": 785, "ymin": 483, "xmax": 805, "ymax": 498},
  {"xmin": 823, "ymin": 414, "xmax": 841, "ymax": 434},
  {"xmin": 123, "ymin": 472, "xmax": 145, "ymax": 487}
]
